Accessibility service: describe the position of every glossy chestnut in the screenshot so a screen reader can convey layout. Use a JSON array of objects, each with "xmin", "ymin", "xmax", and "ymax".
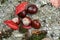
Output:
[
  {"xmin": 18, "ymin": 10, "xmax": 27, "ymax": 18},
  {"xmin": 26, "ymin": 4, "xmax": 38, "ymax": 14},
  {"xmin": 31, "ymin": 20, "xmax": 41, "ymax": 29}
]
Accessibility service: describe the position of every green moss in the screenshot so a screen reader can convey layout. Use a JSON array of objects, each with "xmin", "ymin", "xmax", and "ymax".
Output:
[
  {"xmin": 19, "ymin": 26, "xmax": 28, "ymax": 33},
  {"xmin": 29, "ymin": 31, "xmax": 47, "ymax": 40}
]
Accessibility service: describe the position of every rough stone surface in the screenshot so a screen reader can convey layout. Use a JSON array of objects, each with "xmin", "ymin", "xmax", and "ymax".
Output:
[{"xmin": 0, "ymin": 0, "xmax": 60, "ymax": 40}]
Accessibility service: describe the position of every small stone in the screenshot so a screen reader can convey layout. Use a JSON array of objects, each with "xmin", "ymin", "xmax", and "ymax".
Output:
[
  {"xmin": 42, "ymin": 38, "xmax": 52, "ymax": 40},
  {"xmin": 14, "ymin": 34, "xmax": 24, "ymax": 37}
]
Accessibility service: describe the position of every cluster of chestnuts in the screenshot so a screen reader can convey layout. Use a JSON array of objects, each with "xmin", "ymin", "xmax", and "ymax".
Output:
[
  {"xmin": 3, "ymin": 1, "xmax": 47, "ymax": 40},
  {"xmin": 4, "ymin": 1, "xmax": 41, "ymax": 31}
]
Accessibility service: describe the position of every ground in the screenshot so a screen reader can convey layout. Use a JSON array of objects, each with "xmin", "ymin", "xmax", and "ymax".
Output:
[{"xmin": 0, "ymin": 0, "xmax": 60, "ymax": 40}]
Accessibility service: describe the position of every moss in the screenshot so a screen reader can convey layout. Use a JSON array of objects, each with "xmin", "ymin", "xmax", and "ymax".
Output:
[
  {"xmin": 19, "ymin": 26, "xmax": 28, "ymax": 33},
  {"xmin": 29, "ymin": 30, "xmax": 47, "ymax": 40}
]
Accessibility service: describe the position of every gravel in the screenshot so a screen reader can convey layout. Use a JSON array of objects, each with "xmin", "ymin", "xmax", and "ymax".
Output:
[{"xmin": 0, "ymin": 0, "xmax": 60, "ymax": 40}]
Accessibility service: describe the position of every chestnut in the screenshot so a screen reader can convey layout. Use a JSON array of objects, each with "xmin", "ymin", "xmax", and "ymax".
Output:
[
  {"xmin": 31, "ymin": 20, "xmax": 41, "ymax": 29},
  {"xmin": 12, "ymin": 17, "xmax": 20, "ymax": 25},
  {"xmin": 22, "ymin": 25, "xmax": 31, "ymax": 29},
  {"xmin": 26, "ymin": 4, "xmax": 38, "ymax": 14},
  {"xmin": 18, "ymin": 10, "xmax": 27, "ymax": 18},
  {"xmin": 22, "ymin": 17, "xmax": 32, "ymax": 26}
]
